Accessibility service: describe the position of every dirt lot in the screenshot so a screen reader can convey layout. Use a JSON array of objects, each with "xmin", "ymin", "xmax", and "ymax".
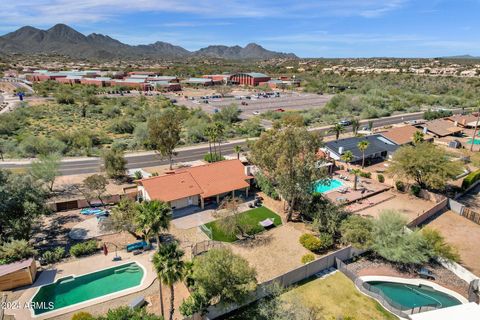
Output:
[
  {"xmin": 355, "ymin": 191, "xmax": 435, "ymax": 223},
  {"xmin": 225, "ymin": 223, "xmax": 314, "ymax": 282},
  {"xmin": 426, "ymin": 210, "xmax": 480, "ymax": 277}
]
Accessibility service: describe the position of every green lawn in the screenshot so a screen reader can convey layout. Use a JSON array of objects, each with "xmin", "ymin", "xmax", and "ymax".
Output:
[
  {"xmin": 225, "ymin": 272, "xmax": 396, "ymax": 320},
  {"xmin": 203, "ymin": 207, "xmax": 282, "ymax": 242}
]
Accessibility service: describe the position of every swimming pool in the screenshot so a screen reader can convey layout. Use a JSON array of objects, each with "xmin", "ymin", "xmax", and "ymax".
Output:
[
  {"xmin": 467, "ymin": 138, "xmax": 480, "ymax": 145},
  {"xmin": 365, "ymin": 281, "xmax": 462, "ymax": 311},
  {"xmin": 31, "ymin": 262, "xmax": 144, "ymax": 315},
  {"xmin": 314, "ymin": 179, "xmax": 344, "ymax": 193}
]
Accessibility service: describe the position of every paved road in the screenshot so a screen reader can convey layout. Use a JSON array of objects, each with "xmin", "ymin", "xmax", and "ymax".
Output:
[{"xmin": 0, "ymin": 109, "xmax": 466, "ymax": 175}]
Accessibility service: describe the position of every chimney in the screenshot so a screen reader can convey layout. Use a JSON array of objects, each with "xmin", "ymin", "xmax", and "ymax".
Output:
[
  {"xmin": 338, "ymin": 147, "xmax": 344, "ymax": 154},
  {"xmin": 423, "ymin": 127, "xmax": 428, "ymax": 134}
]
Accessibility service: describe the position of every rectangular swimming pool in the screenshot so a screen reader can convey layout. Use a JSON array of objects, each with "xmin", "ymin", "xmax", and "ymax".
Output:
[
  {"xmin": 31, "ymin": 262, "xmax": 144, "ymax": 315},
  {"xmin": 314, "ymin": 179, "xmax": 344, "ymax": 193}
]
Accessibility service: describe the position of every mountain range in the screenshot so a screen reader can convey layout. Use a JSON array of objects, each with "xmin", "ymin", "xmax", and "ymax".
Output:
[{"xmin": 0, "ymin": 24, "xmax": 297, "ymax": 60}]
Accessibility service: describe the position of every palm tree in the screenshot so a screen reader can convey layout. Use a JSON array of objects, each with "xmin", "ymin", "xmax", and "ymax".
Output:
[
  {"xmin": 351, "ymin": 168, "xmax": 361, "ymax": 190},
  {"xmin": 213, "ymin": 122, "xmax": 225, "ymax": 158},
  {"xmin": 136, "ymin": 200, "xmax": 172, "ymax": 317},
  {"xmin": 340, "ymin": 150, "xmax": 354, "ymax": 170},
  {"xmin": 152, "ymin": 242, "xmax": 185, "ymax": 320},
  {"xmin": 412, "ymin": 131, "xmax": 425, "ymax": 145},
  {"xmin": 233, "ymin": 145, "xmax": 243, "ymax": 159},
  {"xmin": 351, "ymin": 118, "xmax": 360, "ymax": 136},
  {"xmin": 357, "ymin": 140, "xmax": 370, "ymax": 169},
  {"xmin": 204, "ymin": 126, "xmax": 216, "ymax": 156},
  {"xmin": 330, "ymin": 123, "xmax": 345, "ymax": 140}
]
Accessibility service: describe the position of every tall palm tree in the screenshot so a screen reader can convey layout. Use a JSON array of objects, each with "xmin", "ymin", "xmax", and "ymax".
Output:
[
  {"xmin": 136, "ymin": 200, "xmax": 172, "ymax": 318},
  {"xmin": 213, "ymin": 122, "xmax": 225, "ymax": 158},
  {"xmin": 330, "ymin": 123, "xmax": 345, "ymax": 140},
  {"xmin": 136, "ymin": 200, "xmax": 171, "ymax": 249},
  {"xmin": 204, "ymin": 126, "xmax": 216, "ymax": 156},
  {"xmin": 351, "ymin": 118, "xmax": 360, "ymax": 136},
  {"xmin": 357, "ymin": 140, "xmax": 370, "ymax": 169},
  {"xmin": 351, "ymin": 168, "xmax": 361, "ymax": 191},
  {"xmin": 233, "ymin": 145, "xmax": 243, "ymax": 159},
  {"xmin": 152, "ymin": 242, "xmax": 185, "ymax": 320},
  {"xmin": 412, "ymin": 131, "xmax": 425, "ymax": 145}
]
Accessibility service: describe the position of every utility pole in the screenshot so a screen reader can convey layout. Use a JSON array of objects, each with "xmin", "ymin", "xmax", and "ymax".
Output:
[{"xmin": 471, "ymin": 107, "xmax": 480, "ymax": 152}]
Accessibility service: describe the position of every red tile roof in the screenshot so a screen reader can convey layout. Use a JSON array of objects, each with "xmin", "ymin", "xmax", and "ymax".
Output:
[
  {"xmin": 380, "ymin": 125, "xmax": 432, "ymax": 145},
  {"xmin": 138, "ymin": 160, "xmax": 252, "ymax": 201}
]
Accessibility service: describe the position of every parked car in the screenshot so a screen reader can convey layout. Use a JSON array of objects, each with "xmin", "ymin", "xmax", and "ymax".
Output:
[
  {"xmin": 338, "ymin": 119, "xmax": 351, "ymax": 126},
  {"xmin": 253, "ymin": 111, "xmax": 260, "ymax": 115},
  {"xmin": 275, "ymin": 108, "xmax": 285, "ymax": 112}
]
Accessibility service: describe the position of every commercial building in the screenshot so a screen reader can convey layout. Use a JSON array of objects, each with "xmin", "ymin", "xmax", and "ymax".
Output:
[
  {"xmin": 137, "ymin": 160, "xmax": 254, "ymax": 210},
  {"xmin": 182, "ymin": 77, "xmax": 214, "ymax": 86},
  {"xmin": 230, "ymin": 72, "xmax": 271, "ymax": 86}
]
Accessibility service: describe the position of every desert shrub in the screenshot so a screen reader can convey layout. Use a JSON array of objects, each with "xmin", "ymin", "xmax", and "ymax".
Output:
[
  {"xmin": 462, "ymin": 169, "xmax": 480, "ymax": 190},
  {"xmin": 358, "ymin": 171, "xmax": 371, "ymax": 178},
  {"xmin": 0, "ymin": 239, "xmax": 37, "ymax": 264},
  {"xmin": 410, "ymin": 184, "xmax": 422, "ymax": 197},
  {"xmin": 318, "ymin": 233, "xmax": 334, "ymax": 251},
  {"xmin": 301, "ymin": 253, "xmax": 315, "ymax": 264},
  {"xmin": 109, "ymin": 118, "xmax": 135, "ymax": 134},
  {"xmin": 395, "ymin": 181, "xmax": 405, "ymax": 192},
  {"xmin": 69, "ymin": 240, "xmax": 98, "ymax": 258},
  {"xmin": 204, "ymin": 153, "xmax": 225, "ymax": 163},
  {"xmin": 41, "ymin": 247, "xmax": 65, "ymax": 264},
  {"xmin": 299, "ymin": 234, "xmax": 322, "ymax": 252},
  {"xmin": 71, "ymin": 312, "xmax": 95, "ymax": 320},
  {"xmin": 377, "ymin": 174, "xmax": 385, "ymax": 183}
]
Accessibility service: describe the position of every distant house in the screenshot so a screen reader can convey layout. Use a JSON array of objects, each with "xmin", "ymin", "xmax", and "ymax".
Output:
[
  {"xmin": 230, "ymin": 72, "xmax": 271, "ymax": 86},
  {"xmin": 380, "ymin": 125, "xmax": 433, "ymax": 145},
  {"xmin": 323, "ymin": 135, "xmax": 398, "ymax": 164},
  {"xmin": 418, "ymin": 119, "xmax": 463, "ymax": 138},
  {"xmin": 446, "ymin": 114, "xmax": 480, "ymax": 128},
  {"xmin": 137, "ymin": 160, "xmax": 254, "ymax": 210},
  {"xmin": 0, "ymin": 258, "xmax": 37, "ymax": 291}
]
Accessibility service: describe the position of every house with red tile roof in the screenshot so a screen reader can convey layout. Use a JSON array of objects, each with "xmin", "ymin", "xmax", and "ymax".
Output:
[
  {"xmin": 136, "ymin": 160, "xmax": 254, "ymax": 210},
  {"xmin": 380, "ymin": 125, "xmax": 433, "ymax": 145}
]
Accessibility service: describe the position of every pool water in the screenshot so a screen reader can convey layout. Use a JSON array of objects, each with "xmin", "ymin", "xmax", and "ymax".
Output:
[
  {"xmin": 314, "ymin": 179, "xmax": 344, "ymax": 193},
  {"xmin": 467, "ymin": 138, "xmax": 480, "ymax": 145},
  {"xmin": 366, "ymin": 281, "xmax": 461, "ymax": 310},
  {"xmin": 32, "ymin": 262, "xmax": 144, "ymax": 315}
]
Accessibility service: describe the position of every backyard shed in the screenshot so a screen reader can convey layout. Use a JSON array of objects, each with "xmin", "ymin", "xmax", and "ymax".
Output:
[{"xmin": 0, "ymin": 258, "xmax": 37, "ymax": 291}]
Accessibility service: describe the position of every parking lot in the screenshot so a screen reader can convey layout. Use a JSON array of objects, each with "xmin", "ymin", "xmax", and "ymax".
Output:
[{"xmin": 169, "ymin": 91, "xmax": 333, "ymax": 118}]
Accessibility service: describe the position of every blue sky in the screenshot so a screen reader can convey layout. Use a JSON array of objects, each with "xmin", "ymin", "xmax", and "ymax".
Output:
[{"xmin": 0, "ymin": 0, "xmax": 479, "ymax": 58}]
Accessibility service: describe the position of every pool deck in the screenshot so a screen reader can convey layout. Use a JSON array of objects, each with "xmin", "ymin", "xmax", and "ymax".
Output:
[{"xmin": 5, "ymin": 251, "xmax": 157, "ymax": 320}]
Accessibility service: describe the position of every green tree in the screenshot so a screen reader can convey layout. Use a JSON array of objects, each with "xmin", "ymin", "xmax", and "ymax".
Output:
[
  {"xmin": 412, "ymin": 131, "xmax": 425, "ymax": 145},
  {"xmin": 304, "ymin": 194, "xmax": 347, "ymax": 238},
  {"xmin": 388, "ymin": 142, "xmax": 463, "ymax": 190},
  {"xmin": 0, "ymin": 170, "xmax": 48, "ymax": 241},
  {"xmin": 101, "ymin": 148, "xmax": 126, "ymax": 180},
  {"xmin": 351, "ymin": 168, "xmax": 361, "ymax": 190},
  {"xmin": 148, "ymin": 108, "xmax": 183, "ymax": 170},
  {"xmin": 329, "ymin": 123, "xmax": 345, "ymax": 140},
  {"xmin": 357, "ymin": 140, "xmax": 370, "ymax": 169},
  {"xmin": 421, "ymin": 227, "xmax": 459, "ymax": 262},
  {"xmin": 100, "ymin": 198, "xmax": 140, "ymax": 238},
  {"xmin": 95, "ymin": 306, "xmax": 163, "ymax": 320},
  {"xmin": 371, "ymin": 210, "xmax": 429, "ymax": 265},
  {"xmin": 152, "ymin": 242, "xmax": 185, "ymax": 320},
  {"xmin": 30, "ymin": 153, "xmax": 61, "ymax": 192},
  {"xmin": 180, "ymin": 248, "xmax": 257, "ymax": 316},
  {"xmin": 212, "ymin": 104, "xmax": 241, "ymax": 124},
  {"xmin": 340, "ymin": 215, "xmax": 374, "ymax": 249},
  {"xmin": 250, "ymin": 125, "xmax": 326, "ymax": 221},
  {"xmin": 233, "ymin": 145, "xmax": 243, "ymax": 160},
  {"xmin": 83, "ymin": 174, "xmax": 108, "ymax": 206}
]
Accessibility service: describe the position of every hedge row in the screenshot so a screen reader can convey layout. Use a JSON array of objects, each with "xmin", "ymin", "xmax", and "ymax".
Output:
[{"xmin": 462, "ymin": 170, "xmax": 480, "ymax": 190}]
